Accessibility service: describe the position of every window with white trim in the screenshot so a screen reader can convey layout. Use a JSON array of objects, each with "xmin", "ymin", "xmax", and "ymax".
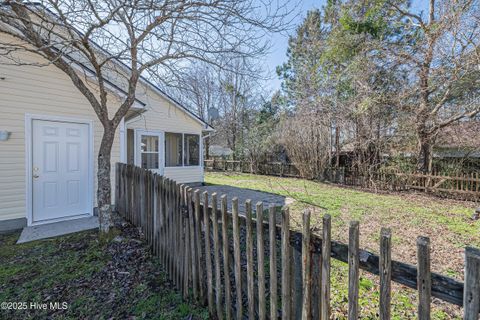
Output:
[
  {"xmin": 140, "ymin": 135, "xmax": 159, "ymax": 169},
  {"xmin": 184, "ymin": 134, "xmax": 200, "ymax": 166}
]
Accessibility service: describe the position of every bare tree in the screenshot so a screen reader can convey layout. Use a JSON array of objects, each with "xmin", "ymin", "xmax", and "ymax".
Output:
[
  {"xmin": 0, "ymin": 0, "xmax": 291, "ymax": 232},
  {"xmin": 388, "ymin": 0, "xmax": 480, "ymax": 173},
  {"xmin": 280, "ymin": 110, "xmax": 331, "ymax": 180}
]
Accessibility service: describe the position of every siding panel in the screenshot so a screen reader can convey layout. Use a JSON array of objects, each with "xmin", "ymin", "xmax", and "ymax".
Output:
[{"xmin": 0, "ymin": 33, "xmax": 121, "ymax": 222}]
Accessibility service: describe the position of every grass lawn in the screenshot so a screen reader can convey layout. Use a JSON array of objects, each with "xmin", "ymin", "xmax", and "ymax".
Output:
[
  {"xmin": 206, "ymin": 172, "xmax": 480, "ymax": 319},
  {"xmin": 0, "ymin": 223, "xmax": 208, "ymax": 320}
]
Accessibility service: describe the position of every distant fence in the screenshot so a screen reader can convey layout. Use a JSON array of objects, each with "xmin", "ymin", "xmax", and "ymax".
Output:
[
  {"xmin": 204, "ymin": 159, "xmax": 480, "ymax": 201},
  {"xmin": 116, "ymin": 163, "xmax": 480, "ymax": 319}
]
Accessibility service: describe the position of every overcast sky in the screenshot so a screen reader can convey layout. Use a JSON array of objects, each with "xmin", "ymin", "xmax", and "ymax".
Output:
[{"xmin": 264, "ymin": 0, "xmax": 430, "ymax": 92}]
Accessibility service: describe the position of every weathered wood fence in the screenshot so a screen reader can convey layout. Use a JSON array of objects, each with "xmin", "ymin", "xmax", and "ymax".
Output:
[
  {"xmin": 204, "ymin": 159, "xmax": 480, "ymax": 201},
  {"xmin": 115, "ymin": 163, "xmax": 480, "ymax": 319}
]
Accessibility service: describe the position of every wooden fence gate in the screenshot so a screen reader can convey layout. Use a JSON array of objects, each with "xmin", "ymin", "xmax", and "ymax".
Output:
[{"xmin": 115, "ymin": 163, "xmax": 480, "ymax": 319}]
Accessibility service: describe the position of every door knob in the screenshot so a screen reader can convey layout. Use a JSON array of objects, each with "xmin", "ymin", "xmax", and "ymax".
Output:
[{"xmin": 33, "ymin": 166, "xmax": 39, "ymax": 178}]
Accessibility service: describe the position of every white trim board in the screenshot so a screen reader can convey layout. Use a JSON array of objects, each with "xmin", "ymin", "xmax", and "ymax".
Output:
[{"xmin": 25, "ymin": 114, "xmax": 95, "ymax": 226}]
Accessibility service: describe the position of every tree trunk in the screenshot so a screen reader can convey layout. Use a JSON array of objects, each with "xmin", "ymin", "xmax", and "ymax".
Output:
[
  {"xmin": 335, "ymin": 125, "xmax": 340, "ymax": 168},
  {"xmin": 416, "ymin": 134, "xmax": 434, "ymax": 174},
  {"xmin": 97, "ymin": 125, "xmax": 116, "ymax": 233}
]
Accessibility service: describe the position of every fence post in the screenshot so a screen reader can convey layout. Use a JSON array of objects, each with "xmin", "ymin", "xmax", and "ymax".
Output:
[
  {"xmin": 269, "ymin": 204, "xmax": 278, "ymax": 320},
  {"xmin": 256, "ymin": 202, "xmax": 266, "ymax": 320},
  {"xmin": 463, "ymin": 247, "xmax": 480, "ymax": 320},
  {"xmin": 281, "ymin": 207, "xmax": 292, "ymax": 320},
  {"xmin": 301, "ymin": 210, "xmax": 312, "ymax": 320},
  {"xmin": 417, "ymin": 236, "xmax": 431, "ymax": 320},
  {"xmin": 232, "ymin": 197, "xmax": 243, "ymax": 319},
  {"xmin": 321, "ymin": 214, "xmax": 331, "ymax": 320},
  {"xmin": 348, "ymin": 221, "xmax": 360, "ymax": 320},
  {"xmin": 245, "ymin": 200, "xmax": 255, "ymax": 319},
  {"xmin": 380, "ymin": 228, "xmax": 392, "ymax": 320}
]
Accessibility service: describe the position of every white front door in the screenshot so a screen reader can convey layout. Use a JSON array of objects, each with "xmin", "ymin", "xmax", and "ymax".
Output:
[
  {"xmin": 32, "ymin": 119, "xmax": 91, "ymax": 223},
  {"xmin": 135, "ymin": 130, "xmax": 164, "ymax": 175}
]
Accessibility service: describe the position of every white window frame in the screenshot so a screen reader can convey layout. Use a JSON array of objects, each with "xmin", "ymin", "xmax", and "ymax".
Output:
[
  {"xmin": 134, "ymin": 129, "xmax": 164, "ymax": 175},
  {"xmin": 164, "ymin": 131, "xmax": 202, "ymax": 169}
]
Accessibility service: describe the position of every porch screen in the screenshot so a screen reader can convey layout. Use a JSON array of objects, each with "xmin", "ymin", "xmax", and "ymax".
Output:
[
  {"xmin": 165, "ymin": 132, "xmax": 183, "ymax": 167},
  {"xmin": 184, "ymin": 134, "xmax": 200, "ymax": 166}
]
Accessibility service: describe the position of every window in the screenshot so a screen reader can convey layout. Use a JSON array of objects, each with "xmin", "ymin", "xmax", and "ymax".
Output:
[
  {"xmin": 140, "ymin": 135, "xmax": 159, "ymax": 169},
  {"xmin": 165, "ymin": 132, "xmax": 183, "ymax": 167},
  {"xmin": 184, "ymin": 134, "xmax": 200, "ymax": 166}
]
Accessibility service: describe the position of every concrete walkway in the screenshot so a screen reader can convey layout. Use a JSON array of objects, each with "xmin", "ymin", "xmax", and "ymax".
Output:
[
  {"xmin": 196, "ymin": 185, "xmax": 294, "ymax": 214},
  {"xmin": 17, "ymin": 216, "xmax": 99, "ymax": 244}
]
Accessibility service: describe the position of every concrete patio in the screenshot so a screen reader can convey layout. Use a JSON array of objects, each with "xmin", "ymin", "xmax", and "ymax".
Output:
[{"xmin": 17, "ymin": 216, "xmax": 99, "ymax": 244}]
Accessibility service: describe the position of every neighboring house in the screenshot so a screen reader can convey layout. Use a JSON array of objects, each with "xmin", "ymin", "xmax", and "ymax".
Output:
[
  {"xmin": 434, "ymin": 121, "xmax": 480, "ymax": 159},
  {"xmin": 208, "ymin": 145, "xmax": 234, "ymax": 158},
  {"xmin": 0, "ymin": 32, "xmax": 213, "ymax": 232}
]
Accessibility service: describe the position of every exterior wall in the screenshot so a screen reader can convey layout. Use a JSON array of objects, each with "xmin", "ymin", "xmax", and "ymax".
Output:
[
  {"xmin": 126, "ymin": 83, "xmax": 205, "ymax": 184},
  {"xmin": 0, "ymin": 34, "xmax": 121, "ymax": 223}
]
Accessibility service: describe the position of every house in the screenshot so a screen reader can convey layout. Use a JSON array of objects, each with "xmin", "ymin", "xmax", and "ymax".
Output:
[
  {"xmin": 0, "ymin": 31, "xmax": 213, "ymax": 233},
  {"xmin": 434, "ymin": 121, "xmax": 480, "ymax": 159}
]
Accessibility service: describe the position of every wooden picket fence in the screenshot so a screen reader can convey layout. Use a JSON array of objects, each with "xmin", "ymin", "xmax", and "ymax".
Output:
[
  {"xmin": 204, "ymin": 159, "xmax": 480, "ymax": 201},
  {"xmin": 115, "ymin": 163, "xmax": 480, "ymax": 319}
]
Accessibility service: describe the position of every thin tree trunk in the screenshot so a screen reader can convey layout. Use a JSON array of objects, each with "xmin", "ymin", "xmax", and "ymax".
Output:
[
  {"xmin": 335, "ymin": 125, "xmax": 340, "ymax": 168},
  {"xmin": 97, "ymin": 126, "xmax": 116, "ymax": 233}
]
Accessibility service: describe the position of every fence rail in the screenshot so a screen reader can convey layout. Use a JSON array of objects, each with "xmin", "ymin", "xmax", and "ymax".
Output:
[
  {"xmin": 204, "ymin": 159, "xmax": 480, "ymax": 201},
  {"xmin": 115, "ymin": 163, "xmax": 480, "ymax": 319}
]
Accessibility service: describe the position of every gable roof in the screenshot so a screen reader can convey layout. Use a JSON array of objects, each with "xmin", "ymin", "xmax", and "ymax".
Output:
[
  {"xmin": 0, "ymin": 2, "xmax": 213, "ymax": 131},
  {"xmin": 436, "ymin": 121, "xmax": 480, "ymax": 150}
]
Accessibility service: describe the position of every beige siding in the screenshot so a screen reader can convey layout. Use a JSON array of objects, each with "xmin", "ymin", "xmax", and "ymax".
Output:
[
  {"xmin": 126, "ymin": 83, "xmax": 205, "ymax": 183},
  {"xmin": 0, "ymin": 35, "xmax": 121, "ymax": 222}
]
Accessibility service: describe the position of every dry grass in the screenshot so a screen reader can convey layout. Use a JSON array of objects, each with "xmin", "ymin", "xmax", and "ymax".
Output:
[{"xmin": 206, "ymin": 172, "xmax": 480, "ymax": 319}]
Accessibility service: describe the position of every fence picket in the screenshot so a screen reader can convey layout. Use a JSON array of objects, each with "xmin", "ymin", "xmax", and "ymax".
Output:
[
  {"xmin": 281, "ymin": 207, "xmax": 292, "ymax": 320},
  {"xmin": 203, "ymin": 191, "xmax": 214, "ymax": 314},
  {"xmin": 417, "ymin": 236, "xmax": 431, "ymax": 320},
  {"xmin": 348, "ymin": 221, "xmax": 360, "ymax": 320},
  {"xmin": 380, "ymin": 228, "xmax": 392, "ymax": 320},
  {"xmin": 321, "ymin": 214, "xmax": 331, "ymax": 320},
  {"xmin": 245, "ymin": 200, "xmax": 255, "ymax": 319},
  {"xmin": 301, "ymin": 210, "xmax": 312, "ymax": 320},
  {"xmin": 183, "ymin": 191, "xmax": 191, "ymax": 300},
  {"xmin": 256, "ymin": 202, "xmax": 266, "ymax": 320},
  {"xmin": 221, "ymin": 195, "xmax": 232, "ymax": 320},
  {"xmin": 463, "ymin": 247, "xmax": 480, "ymax": 319},
  {"xmin": 269, "ymin": 204, "xmax": 278, "ymax": 320},
  {"xmin": 188, "ymin": 188, "xmax": 199, "ymax": 300},
  {"xmin": 211, "ymin": 193, "xmax": 224, "ymax": 320},
  {"xmin": 194, "ymin": 190, "xmax": 205, "ymax": 303},
  {"xmin": 232, "ymin": 197, "xmax": 243, "ymax": 319},
  {"xmin": 173, "ymin": 181, "xmax": 179, "ymax": 288}
]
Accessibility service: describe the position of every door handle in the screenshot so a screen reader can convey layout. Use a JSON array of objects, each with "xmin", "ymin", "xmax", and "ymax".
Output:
[{"xmin": 33, "ymin": 166, "xmax": 39, "ymax": 178}]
